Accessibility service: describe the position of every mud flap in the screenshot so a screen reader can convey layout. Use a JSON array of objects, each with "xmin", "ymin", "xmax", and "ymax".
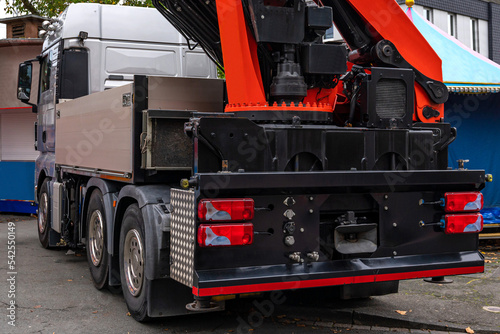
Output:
[{"xmin": 339, "ymin": 281, "xmax": 399, "ymax": 300}]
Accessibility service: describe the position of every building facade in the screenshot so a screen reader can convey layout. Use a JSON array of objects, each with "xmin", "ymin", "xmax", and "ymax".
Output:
[
  {"xmin": 0, "ymin": 15, "xmax": 44, "ymax": 213},
  {"xmin": 397, "ymin": 0, "xmax": 500, "ymax": 64},
  {"xmin": 325, "ymin": 1, "xmax": 500, "ymax": 65}
]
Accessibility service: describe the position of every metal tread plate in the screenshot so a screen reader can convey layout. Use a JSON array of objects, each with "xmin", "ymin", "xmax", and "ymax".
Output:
[{"xmin": 170, "ymin": 189, "xmax": 196, "ymax": 287}]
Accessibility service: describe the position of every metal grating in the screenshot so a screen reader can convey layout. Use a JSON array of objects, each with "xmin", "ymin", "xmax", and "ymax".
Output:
[
  {"xmin": 376, "ymin": 79, "xmax": 406, "ymax": 119},
  {"xmin": 170, "ymin": 188, "xmax": 196, "ymax": 287}
]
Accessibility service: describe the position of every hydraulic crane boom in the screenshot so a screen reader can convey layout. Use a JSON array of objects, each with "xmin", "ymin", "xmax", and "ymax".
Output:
[
  {"xmin": 153, "ymin": 0, "xmax": 448, "ymax": 124},
  {"xmin": 326, "ymin": 0, "xmax": 448, "ymax": 122}
]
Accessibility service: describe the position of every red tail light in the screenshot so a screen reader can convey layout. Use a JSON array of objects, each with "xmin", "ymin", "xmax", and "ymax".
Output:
[
  {"xmin": 444, "ymin": 192, "xmax": 483, "ymax": 212},
  {"xmin": 197, "ymin": 224, "xmax": 254, "ymax": 247},
  {"xmin": 198, "ymin": 199, "xmax": 254, "ymax": 222},
  {"xmin": 444, "ymin": 213, "xmax": 483, "ymax": 234}
]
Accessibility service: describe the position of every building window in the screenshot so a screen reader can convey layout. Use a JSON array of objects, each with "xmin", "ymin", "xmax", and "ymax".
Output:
[
  {"xmin": 324, "ymin": 26, "xmax": 334, "ymax": 42},
  {"xmin": 11, "ymin": 24, "xmax": 25, "ymax": 38},
  {"xmin": 471, "ymin": 18, "xmax": 479, "ymax": 52},
  {"xmin": 423, "ymin": 7, "xmax": 433, "ymax": 23},
  {"xmin": 448, "ymin": 13, "xmax": 457, "ymax": 38}
]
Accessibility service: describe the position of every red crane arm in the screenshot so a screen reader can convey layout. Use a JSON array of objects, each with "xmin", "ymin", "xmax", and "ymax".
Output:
[
  {"xmin": 333, "ymin": 0, "xmax": 445, "ymax": 121},
  {"xmin": 216, "ymin": 0, "xmax": 267, "ymax": 106}
]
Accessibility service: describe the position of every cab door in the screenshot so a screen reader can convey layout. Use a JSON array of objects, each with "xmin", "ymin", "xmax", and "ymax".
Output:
[{"xmin": 37, "ymin": 44, "xmax": 59, "ymax": 153}]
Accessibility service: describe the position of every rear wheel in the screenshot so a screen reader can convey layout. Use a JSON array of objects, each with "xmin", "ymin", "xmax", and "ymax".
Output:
[
  {"xmin": 86, "ymin": 190, "xmax": 109, "ymax": 290},
  {"xmin": 120, "ymin": 204, "xmax": 150, "ymax": 322},
  {"xmin": 37, "ymin": 180, "xmax": 51, "ymax": 249}
]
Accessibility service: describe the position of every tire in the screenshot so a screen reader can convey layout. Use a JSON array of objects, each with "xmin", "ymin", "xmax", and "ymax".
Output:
[
  {"xmin": 86, "ymin": 190, "xmax": 109, "ymax": 290},
  {"xmin": 120, "ymin": 204, "xmax": 150, "ymax": 322},
  {"xmin": 37, "ymin": 179, "xmax": 51, "ymax": 249}
]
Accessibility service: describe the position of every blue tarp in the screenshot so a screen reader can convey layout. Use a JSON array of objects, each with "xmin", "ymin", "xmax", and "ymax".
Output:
[
  {"xmin": 445, "ymin": 94, "xmax": 500, "ymax": 223},
  {"xmin": 407, "ymin": 6, "xmax": 500, "ymax": 223},
  {"xmin": 0, "ymin": 161, "xmax": 37, "ymax": 214},
  {"xmin": 407, "ymin": 7, "xmax": 500, "ymax": 91}
]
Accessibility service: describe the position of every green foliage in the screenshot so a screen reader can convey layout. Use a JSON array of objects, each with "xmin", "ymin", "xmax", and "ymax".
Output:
[
  {"xmin": 217, "ymin": 67, "xmax": 225, "ymax": 79},
  {"xmin": 5, "ymin": 0, "xmax": 153, "ymax": 18}
]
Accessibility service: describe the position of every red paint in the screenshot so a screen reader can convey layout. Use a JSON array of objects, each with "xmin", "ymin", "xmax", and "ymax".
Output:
[
  {"xmin": 225, "ymin": 101, "xmax": 332, "ymax": 113},
  {"xmin": 216, "ymin": 0, "xmax": 266, "ymax": 106},
  {"xmin": 192, "ymin": 266, "xmax": 484, "ymax": 297},
  {"xmin": 0, "ymin": 107, "xmax": 31, "ymax": 110}
]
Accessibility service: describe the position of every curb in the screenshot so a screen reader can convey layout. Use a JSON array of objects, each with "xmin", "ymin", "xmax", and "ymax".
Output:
[
  {"xmin": 351, "ymin": 310, "xmax": 499, "ymax": 334},
  {"xmin": 275, "ymin": 307, "xmax": 499, "ymax": 334}
]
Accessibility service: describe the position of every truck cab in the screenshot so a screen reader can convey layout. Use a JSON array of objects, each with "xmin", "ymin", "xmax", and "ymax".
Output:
[{"xmin": 18, "ymin": 3, "xmax": 216, "ymax": 193}]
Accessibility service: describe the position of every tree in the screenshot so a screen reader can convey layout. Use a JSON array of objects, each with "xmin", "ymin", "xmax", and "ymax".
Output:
[{"xmin": 5, "ymin": 0, "xmax": 153, "ymax": 18}]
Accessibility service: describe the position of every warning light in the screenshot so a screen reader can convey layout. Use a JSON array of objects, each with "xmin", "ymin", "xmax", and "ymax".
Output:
[
  {"xmin": 197, "ymin": 224, "xmax": 254, "ymax": 247},
  {"xmin": 444, "ymin": 192, "xmax": 483, "ymax": 212},
  {"xmin": 198, "ymin": 199, "xmax": 254, "ymax": 222}
]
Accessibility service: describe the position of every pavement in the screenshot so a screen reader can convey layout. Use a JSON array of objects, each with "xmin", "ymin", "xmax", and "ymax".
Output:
[{"xmin": 0, "ymin": 214, "xmax": 498, "ymax": 334}]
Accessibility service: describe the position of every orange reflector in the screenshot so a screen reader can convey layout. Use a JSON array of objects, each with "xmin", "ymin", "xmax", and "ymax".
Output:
[
  {"xmin": 113, "ymin": 200, "xmax": 117, "ymax": 208},
  {"xmin": 444, "ymin": 213, "xmax": 483, "ymax": 234},
  {"xmin": 198, "ymin": 223, "xmax": 254, "ymax": 247}
]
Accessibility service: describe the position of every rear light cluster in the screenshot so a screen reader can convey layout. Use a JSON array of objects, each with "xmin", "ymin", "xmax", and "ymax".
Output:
[
  {"xmin": 444, "ymin": 192, "xmax": 483, "ymax": 212},
  {"xmin": 443, "ymin": 192, "xmax": 483, "ymax": 234},
  {"xmin": 198, "ymin": 199, "xmax": 254, "ymax": 222},
  {"xmin": 197, "ymin": 199, "xmax": 255, "ymax": 247},
  {"xmin": 444, "ymin": 214, "xmax": 483, "ymax": 234}
]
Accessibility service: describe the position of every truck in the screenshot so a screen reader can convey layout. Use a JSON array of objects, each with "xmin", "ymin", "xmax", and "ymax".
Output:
[{"xmin": 17, "ymin": 0, "xmax": 488, "ymax": 322}]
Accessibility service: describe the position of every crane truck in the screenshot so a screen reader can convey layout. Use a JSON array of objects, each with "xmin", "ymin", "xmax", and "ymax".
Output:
[{"xmin": 17, "ymin": 0, "xmax": 487, "ymax": 322}]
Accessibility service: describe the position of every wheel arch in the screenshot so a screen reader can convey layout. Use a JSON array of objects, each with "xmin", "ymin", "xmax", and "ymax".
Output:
[
  {"xmin": 114, "ymin": 185, "xmax": 172, "ymax": 281},
  {"xmin": 81, "ymin": 178, "xmax": 120, "ymax": 243},
  {"xmin": 36, "ymin": 169, "xmax": 49, "ymax": 203}
]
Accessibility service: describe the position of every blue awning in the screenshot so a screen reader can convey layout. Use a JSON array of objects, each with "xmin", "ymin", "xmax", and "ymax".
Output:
[{"xmin": 406, "ymin": 7, "xmax": 500, "ymax": 94}]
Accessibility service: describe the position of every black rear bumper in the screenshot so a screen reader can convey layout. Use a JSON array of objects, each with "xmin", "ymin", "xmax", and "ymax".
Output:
[
  {"xmin": 178, "ymin": 170, "xmax": 486, "ymax": 296},
  {"xmin": 193, "ymin": 251, "xmax": 484, "ymax": 297}
]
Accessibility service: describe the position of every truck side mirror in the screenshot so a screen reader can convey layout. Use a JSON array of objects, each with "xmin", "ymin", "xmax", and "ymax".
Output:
[
  {"xmin": 17, "ymin": 62, "xmax": 33, "ymax": 102},
  {"xmin": 17, "ymin": 61, "xmax": 38, "ymax": 113}
]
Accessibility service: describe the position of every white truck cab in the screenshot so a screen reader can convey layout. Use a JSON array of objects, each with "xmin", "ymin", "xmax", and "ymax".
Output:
[{"xmin": 17, "ymin": 3, "xmax": 216, "ymax": 188}]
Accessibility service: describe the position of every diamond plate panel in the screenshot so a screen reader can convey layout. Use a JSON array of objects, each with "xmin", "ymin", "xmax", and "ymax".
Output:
[{"xmin": 170, "ymin": 189, "xmax": 196, "ymax": 287}]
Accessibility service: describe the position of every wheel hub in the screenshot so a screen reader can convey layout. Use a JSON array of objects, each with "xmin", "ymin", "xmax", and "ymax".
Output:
[
  {"xmin": 38, "ymin": 193, "xmax": 48, "ymax": 234},
  {"xmin": 124, "ymin": 229, "xmax": 144, "ymax": 296},
  {"xmin": 89, "ymin": 210, "xmax": 105, "ymax": 267}
]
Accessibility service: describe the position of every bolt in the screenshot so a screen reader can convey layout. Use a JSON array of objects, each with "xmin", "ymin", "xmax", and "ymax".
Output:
[
  {"xmin": 384, "ymin": 194, "xmax": 389, "ymax": 200},
  {"xmin": 261, "ymin": 14, "xmax": 265, "ymax": 19},
  {"xmin": 309, "ymin": 196, "xmax": 314, "ymax": 201},
  {"xmin": 284, "ymin": 236, "xmax": 295, "ymax": 246},
  {"xmin": 309, "ymin": 209, "xmax": 314, "ymax": 214},
  {"xmin": 284, "ymin": 222, "xmax": 296, "ymax": 234},
  {"xmin": 289, "ymin": 252, "xmax": 301, "ymax": 262},
  {"xmin": 384, "ymin": 206, "xmax": 389, "ymax": 211},
  {"xmin": 300, "ymin": 228, "xmax": 305, "ymax": 233},
  {"xmin": 393, "ymin": 223, "xmax": 397, "ymax": 227},
  {"xmin": 393, "ymin": 251, "xmax": 397, "ymax": 256},
  {"xmin": 284, "ymin": 209, "xmax": 296, "ymax": 220},
  {"xmin": 307, "ymin": 252, "xmax": 320, "ymax": 262}
]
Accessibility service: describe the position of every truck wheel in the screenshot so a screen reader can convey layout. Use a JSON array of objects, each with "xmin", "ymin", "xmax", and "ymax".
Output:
[
  {"xmin": 120, "ymin": 204, "xmax": 150, "ymax": 322},
  {"xmin": 38, "ymin": 179, "xmax": 51, "ymax": 248},
  {"xmin": 86, "ymin": 190, "xmax": 109, "ymax": 290}
]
